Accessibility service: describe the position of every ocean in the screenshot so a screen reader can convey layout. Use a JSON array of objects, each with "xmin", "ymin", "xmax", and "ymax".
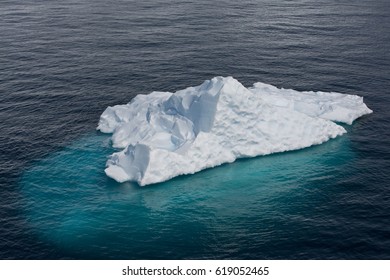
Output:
[{"xmin": 1, "ymin": 0, "xmax": 389, "ymax": 259}]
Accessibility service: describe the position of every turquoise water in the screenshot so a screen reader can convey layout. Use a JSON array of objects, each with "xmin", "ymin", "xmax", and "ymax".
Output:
[{"xmin": 21, "ymin": 129, "xmax": 363, "ymax": 259}]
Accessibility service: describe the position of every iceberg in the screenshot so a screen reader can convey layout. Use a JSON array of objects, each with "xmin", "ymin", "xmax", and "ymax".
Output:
[{"xmin": 98, "ymin": 77, "xmax": 372, "ymax": 186}]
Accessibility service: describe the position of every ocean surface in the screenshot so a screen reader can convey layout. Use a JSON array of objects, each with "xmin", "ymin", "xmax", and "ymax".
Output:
[{"xmin": 1, "ymin": 0, "xmax": 389, "ymax": 259}]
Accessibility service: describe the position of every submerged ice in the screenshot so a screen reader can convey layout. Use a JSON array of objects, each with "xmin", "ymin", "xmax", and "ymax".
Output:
[{"xmin": 98, "ymin": 77, "xmax": 372, "ymax": 186}]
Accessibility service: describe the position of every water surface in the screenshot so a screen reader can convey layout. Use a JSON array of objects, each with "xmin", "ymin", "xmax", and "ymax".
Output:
[{"xmin": 1, "ymin": 0, "xmax": 389, "ymax": 259}]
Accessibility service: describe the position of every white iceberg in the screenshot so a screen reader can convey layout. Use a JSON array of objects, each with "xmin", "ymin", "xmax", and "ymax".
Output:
[{"xmin": 98, "ymin": 76, "xmax": 372, "ymax": 186}]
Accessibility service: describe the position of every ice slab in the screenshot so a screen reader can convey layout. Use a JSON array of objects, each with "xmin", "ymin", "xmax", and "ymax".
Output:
[
  {"xmin": 98, "ymin": 77, "xmax": 372, "ymax": 186},
  {"xmin": 249, "ymin": 82, "xmax": 372, "ymax": 125}
]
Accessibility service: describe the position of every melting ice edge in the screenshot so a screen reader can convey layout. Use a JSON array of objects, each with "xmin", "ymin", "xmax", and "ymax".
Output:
[{"xmin": 97, "ymin": 76, "xmax": 372, "ymax": 186}]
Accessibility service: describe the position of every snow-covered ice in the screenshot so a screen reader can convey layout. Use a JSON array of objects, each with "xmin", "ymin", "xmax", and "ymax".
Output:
[{"xmin": 97, "ymin": 77, "xmax": 372, "ymax": 186}]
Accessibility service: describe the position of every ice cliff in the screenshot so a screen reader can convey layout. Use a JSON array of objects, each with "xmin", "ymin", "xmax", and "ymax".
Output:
[{"xmin": 98, "ymin": 77, "xmax": 372, "ymax": 186}]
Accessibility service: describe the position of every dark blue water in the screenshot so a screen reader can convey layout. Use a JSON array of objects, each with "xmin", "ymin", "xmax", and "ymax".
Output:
[{"xmin": 1, "ymin": 0, "xmax": 389, "ymax": 259}]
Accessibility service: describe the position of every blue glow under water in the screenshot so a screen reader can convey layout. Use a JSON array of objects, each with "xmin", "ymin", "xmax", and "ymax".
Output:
[
  {"xmin": 21, "ymin": 131, "xmax": 368, "ymax": 259},
  {"xmin": 1, "ymin": 0, "xmax": 390, "ymax": 259}
]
